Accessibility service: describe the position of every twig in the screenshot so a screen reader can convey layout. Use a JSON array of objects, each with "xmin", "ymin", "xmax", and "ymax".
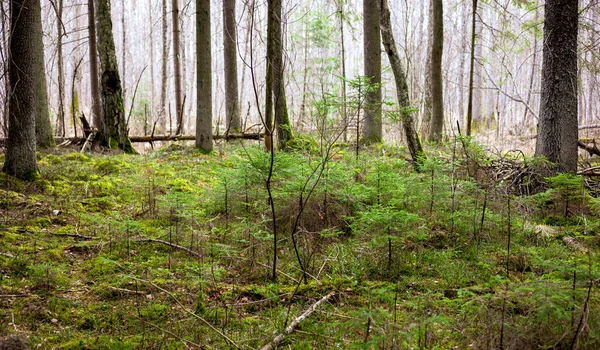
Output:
[
  {"xmin": 52, "ymin": 232, "xmax": 98, "ymax": 240},
  {"xmin": 136, "ymin": 238, "xmax": 202, "ymax": 259},
  {"xmin": 131, "ymin": 277, "xmax": 239, "ymax": 348},
  {"xmin": 126, "ymin": 66, "xmax": 148, "ymax": 127},
  {"xmin": 109, "ymin": 286, "xmax": 146, "ymax": 295},
  {"xmin": 260, "ymin": 291, "xmax": 335, "ymax": 350}
]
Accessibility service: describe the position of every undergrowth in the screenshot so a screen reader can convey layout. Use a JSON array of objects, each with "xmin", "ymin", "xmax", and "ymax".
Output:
[{"xmin": 0, "ymin": 140, "xmax": 598, "ymax": 349}]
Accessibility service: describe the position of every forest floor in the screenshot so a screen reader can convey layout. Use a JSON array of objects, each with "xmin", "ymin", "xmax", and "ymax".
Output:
[{"xmin": 0, "ymin": 139, "xmax": 599, "ymax": 349}]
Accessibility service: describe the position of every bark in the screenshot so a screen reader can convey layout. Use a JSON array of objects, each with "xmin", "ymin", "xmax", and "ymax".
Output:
[
  {"xmin": 420, "ymin": 0, "xmax": 433, "ymax": 138},
  {"xmin": 71, "ymin": 3, "xmax": 83, "ymax": 136},
  {"xmin": 149, "ymin": 0, "xmax": 155, "ymax": 124},
  {"xmin": 121, "ymin": 0, "xmax": 126, "ymax": 105},
  {"xmin": 3, "ymin": 0, "xmax": 39, "ymax": 180},
  {"xmin": 31, "ymin": 0, "xmax": 54, "ymax": 147},
  {"xmin": 88, "ymin": 0, "xmax": 103, "ymax": 130},
  {"xmin": 338, "ymin": 0, "xmax": 348, "ymax": 142},
  {"xmin": 160, "ymin": 0, "xmax": 168, "ymax": 132},
  {"xmin": 223, "ymin": 0, "xmax": 240, "ymax": 134},
  {"xmin": 380, "ymin": 0, "xmax": 425, "ymax": 167},
  {"xmin": 55, "ymin": 0, "xmax": 65, "ymax": 137},
  {"xmin": 428, "ymin": 0, "xmax": 444, "ymax": 142},
  {"xmin": 465, "ymin": 0, "xmax": 478, "ymax": 136},
  {"xmin": 196, "ymin": 0, "xmax": 213, "ymax": 151},
  {"xmin": 172, "ymin": 0, "xmax": 184, "ymax": 134},
  {"xmin": 96, "ymin": 0, "xmax": 134, "ymax": 153},
  {"xmin": 2, "ymin": 2, "xmax": 9, "ymax": 137},
  {"xmin": 522, "ymin": 0, "xmax": 540, "ymax": 130},
  {"xmin": 264, "ymin": 0, "xmax": 274, "ymax": 151},
  {"xmin": 362, "ymin": 0, "xmax": 382, "ymax": 143},
  {"xmin": 269, "ymin": 0, "xmax": 292, "ymax": 149},
  {"xmin": 535, "ymin": 0, "xmax": 578, "ymax": 173}
]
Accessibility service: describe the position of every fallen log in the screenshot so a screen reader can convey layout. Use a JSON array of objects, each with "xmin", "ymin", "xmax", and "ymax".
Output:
[
  {"xmin": 0, "ymin": 133, "xmax": 263, "ymax": 146},
  {"xmin": 260, "ymin": 291, "xmax": 335, "ymax": 350}
]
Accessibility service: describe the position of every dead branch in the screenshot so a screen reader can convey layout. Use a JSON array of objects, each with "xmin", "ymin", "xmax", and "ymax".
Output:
[
  {"xmin": 578, "ymin": 140, "xmax": 600, "ymax": 157},
  {"xmin": 109, "ymin": 286, "xmax": 146, "ymax": 295},
  {"xmin": 51, "ymin": 232, "xmax": 98, "ymax": 240},
  {"xmin": 260, "ymin": 291, "xmax": 335, "ymax": 350},
  {"xmin": 136, "ymin": 238, "xmax": 202, "ymax": 259},
  {"xmin": 131, "ymin": 277, "xmax": 239, "ymax": 348}
]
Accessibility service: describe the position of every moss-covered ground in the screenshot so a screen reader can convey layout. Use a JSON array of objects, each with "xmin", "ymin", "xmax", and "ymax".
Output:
[{"xmin": 0, "ymin": 141, "xmax": 599, "ymax": 349}]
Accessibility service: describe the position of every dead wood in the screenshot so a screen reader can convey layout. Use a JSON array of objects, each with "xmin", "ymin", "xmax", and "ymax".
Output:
[
  {"xmin": 136, "ymin": 238, "xmax": 202, "ymax": 259},
  {"xmin": 260, "ymin": 291, "xmax": 335, "ymax": 350}
]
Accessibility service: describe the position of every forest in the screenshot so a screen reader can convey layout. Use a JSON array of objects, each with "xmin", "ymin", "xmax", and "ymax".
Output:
[{"xmin": 0, "ymin": 0, "xmax": 599, "ymax": 348}]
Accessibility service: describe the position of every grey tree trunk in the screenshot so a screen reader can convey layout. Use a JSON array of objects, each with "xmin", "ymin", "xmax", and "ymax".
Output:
[
  {"xmin": 535, "ymin": 0, "xmax": 578, "ymax": 173},
  {"xmin": 420, "ymin": 0, "xmax": 433, "ymax": 139},
  {"xmin": 4, "ymin": 0, "xmax": 39, "ymax": 180},
  {"xmin": 362, "ymin": 0, "xmax": 382, "ymax": 144},
  {"xmin": 338, "ymin": 0, "xmax": 348, "ymax": 142},
  {"xmin": 88, "ymin": 0, "xmax": 103, "ymax": 130},
  {"xmin": 264, "ymin": 0, "xmax": 274, "ymax": 151},
  {"xmin": 172, "ymin": 0, "xmax": 184, "ymax": 134},
  {"xmin": 465, "ymin": 0, "xmax": 478, "ymax": 136},
  {"xmin": 428, "ymin": 0, "xmax": 444, "ymax": 142},
  {"xmin": 96, "ymin": 0, "xmax": 134, "ymax": 153},
  {"xmin": 380, "ymin": 0, "xmax": 424, "ymax": 167},
  {"xmin": 121, "ymin": 0, "xmax": 127, "ymax": 105},
  {"xmin": 269, "ymin": 0, "xmax": 292, "ymax": 149},
  {"xmin": 55, "ymin": 0, "xmax": 66, "ymax": 137},
  {"xmin": 160, "ymin": 0, "xmax": 168, "ymax": 133},
  {"xmin": 31, "ymin": 0, "xmax": 54, "ymax": 147},
  {"xmin": 196, "ymin": 0, "xmax": 213, "ymax": 152},
  {"xmin": 223, "ymin": 0, "xmax": 240, "ymax": 134},
  {"xmin": 149, "ymin": 0, "xmax": 155, "ymax": 125},
  {"xmin": 1, "ymin": 2, "xmax": 7, "ymax": 137}
]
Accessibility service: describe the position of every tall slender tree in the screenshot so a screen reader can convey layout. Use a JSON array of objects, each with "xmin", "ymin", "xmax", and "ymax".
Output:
[
  {"xmin": 96, "ymin": 0, "xmax": 134, "ymax": 153},
  {"xmin": 223, "ymin": 0, "xmax": 241, "ymax": 134},
  {"xmin": 172, "ymin": 0, "xmax": 184, "ymax": 134},
  {"xmin": 160, "ymin": 0, "xmax": 168, "ymax": 133},
  {"xmin": 32, "ymin": 0, "xmax": 54, "ymax": 147},
  {"xmin": 380, "ymin": 0, "xmax": 424, "ymax": 167},
  {"xmin": 428, "ymin": 0, "xmax": 444, "ymax": 142},
  {"xmin": 4, "ymin": 0, "xmax": 39, "ymax": 180},
  {"xmin": 196, "ymin": 0, "xmax": 213, "ymax": 151},
  {"xmin": 88, "ymin": 0, "xmax": 103, "ymax": 130},
  {"xmin": 535, "ymin": 0, "xmax": 578, "ymax": 173},
  {"xmin": 362, "ymin": 0, "xmax": 382, "ymax": 143},
  {"xmin": 466, "ymin": 0, "xmax": 478, "ymax": 136},
  {"xmin": 268, "ymin": 0, "xmax": 292, "ymax": 148},
  {"xmin": 55, "ymin": 0, "xmax": 66, "ymax": 137}
]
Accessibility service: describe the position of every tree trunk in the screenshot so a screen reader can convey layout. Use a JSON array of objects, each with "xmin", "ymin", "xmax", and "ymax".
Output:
[
  {"xmin": 149, "ymin": 0, "xmax": 155, "ymax": 126},
  {"xmin": 172, "ymin": 0, "xmax": 184, "ymax": 134},
  {"xmin": 380, "ymin": 0, "xmax": 424, "ymax": 167},
  {"xmin": 338, "ymin": 0, "xmax": 348, "ymax": 142},
  {"xmin": 535, "ymin": 0, "xmax": 578, "ymax": 173},
  {"xmin": 420, "ymin": 0, "xmax": 433, "ymax": 138},
  {"xmin": 2, "ymin": 2, "xmax": 9, "ymax": 137},
  {"xmin": 465, "ymin": 0, "xmax": 478, "ymax": 136},
  {"xmin": 96, "ymin": 0, "xmax": 134, "ymax": 153},
  {"xmin": 264, "ymin": 0, "xmax": 274, "ymax": 151},
  {"xmin": 121, "ymin": 0, "xmax": 127, "ymax": 106},
  {"xmin": 31, "ymin": 0, "xmax": 54, "ymax": 147},
  {"xmin": 88, "ymin": 0, "xmax": 103, "ymax": 131},
  {"xmin": 269, "ymin": 0, "xmax": 292, "ymax": 149},
  {"xmin": 160, "ymin": 0, "xmax": 168, "ymax": 133},
  {"xmin": 196, "ymin": 0, "xmax": 213, "ymax": 152},
  {"xmin": 428, "ymin": 0, "xmax": 444, "ymax": 142},
  {"xmin": 223, "ymin": 0, "xmax": 241, "ymax": 134},
  {"xmin": 55, "ymin": 0, "xmax": 66, "ymax": 137},
  {"xmin": 362, "ymin": 0, "xmax": 382, "ymax": 144},
  {"xmin": 3, "ymin": 0, "xmax": 39, "ymax": 179}
]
